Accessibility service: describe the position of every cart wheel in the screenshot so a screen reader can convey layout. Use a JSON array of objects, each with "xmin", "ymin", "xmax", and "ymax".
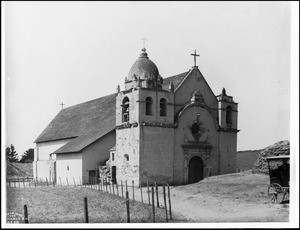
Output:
[
  {"xmin": 277, "ymin": 191, "xmax": 286, "ymax": 204},
  {"xmin": 268, "ymin": 183, "xmax": 283, "ymax": 203},
  {"xmin": 270, "ymin": 194, "xmax": 277, "ymax": 203}
]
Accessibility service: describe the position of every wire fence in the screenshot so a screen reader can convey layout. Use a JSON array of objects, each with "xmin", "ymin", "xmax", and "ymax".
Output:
[{"xmin": 7, "ymin": 176, "xmax": 173, "ymax": 223}]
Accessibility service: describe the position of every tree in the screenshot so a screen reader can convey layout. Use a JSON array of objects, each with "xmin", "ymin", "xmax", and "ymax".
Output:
[
  {"xmin": 6, "ymin": 144, "xmax": 19, "ymax": 163},
  {"xmin": 19, "ymin": 148, "xmax": 34, "ymax": 163}
]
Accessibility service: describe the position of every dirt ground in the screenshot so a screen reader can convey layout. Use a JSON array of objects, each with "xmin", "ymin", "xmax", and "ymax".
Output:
[{"xmin": 167, "ymin": 171, "xmax": 289, "ymax": 222}]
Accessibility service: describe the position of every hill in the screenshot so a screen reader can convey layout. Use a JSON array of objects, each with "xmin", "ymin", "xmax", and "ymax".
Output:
[
  {"xmin": 252, "ymin": 140, "xmax": 290, "ymax": 174},
  {"xmin": 6, "ymin": 162, "xmax": 33, "ymax": 177},
  {"xmin": 236, "ymin": 150, "xmax": 261, "ymax": 172}
]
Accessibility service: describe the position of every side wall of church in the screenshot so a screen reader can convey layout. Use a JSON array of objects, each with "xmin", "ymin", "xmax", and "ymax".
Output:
[
  {"xmin": 140, "ymin": 126, "xmax": 174, "ymax": 183},
  {"xmin": 82, "ymin": 131, "xmax": 116, "ymax": 182},
  {"xmin": 173, "ymin": 106, "xmax": 219, "ymax": 185},
  {"xmin": 56, "ymin": 152, "xmax": 82, "ymax": 185},
  {"xmin": 218, "ymin": 132, "xmax": 237, "ymax": 174},
  {"xmin": 34, "ymin": 139, "xmax": 73, "ymax": 180}
]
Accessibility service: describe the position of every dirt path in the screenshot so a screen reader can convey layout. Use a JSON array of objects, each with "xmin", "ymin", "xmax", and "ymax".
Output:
[
  {"xmin": 83, "ymin": 171, "xmax": 289, "ymax": 222},
  {"xmin": 123, "ymin": 171, "xmax": 289, "ymax": 222},
  {"xmin": 167, "ymin": 171, "xmax": 289, "ymax": 222}
]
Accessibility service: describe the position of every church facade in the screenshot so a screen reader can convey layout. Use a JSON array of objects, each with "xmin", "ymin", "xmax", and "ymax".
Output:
[{"xmin": 33, "ymin": 48, "xmax": 239, "ymax": 185}]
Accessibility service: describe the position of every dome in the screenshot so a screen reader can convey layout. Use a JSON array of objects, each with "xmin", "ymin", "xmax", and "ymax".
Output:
[{"xmin": 128, "ymin": 48, "xmax": 159, "ymax": 81}]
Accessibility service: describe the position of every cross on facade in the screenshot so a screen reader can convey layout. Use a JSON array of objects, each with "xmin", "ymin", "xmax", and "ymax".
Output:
[
  {"xmin": 141, "ymin": 37, "xmax": 147, "ymax": 49},
  {"xmin": 191, "ymin": 49, "xmax": 200, "ymax": 67},
  {"xmin": 60, "ymin": 102, "xmax": 65, "ymax": 110}
]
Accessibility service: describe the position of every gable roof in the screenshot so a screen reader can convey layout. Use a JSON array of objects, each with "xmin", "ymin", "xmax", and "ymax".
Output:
[
  {"xmin": 35, "ymin": 71, "xmax": 191, "ymax": 154},
  {"xmin": 34, "ymin": 93, "xmax": 116, "ymax": 144}
]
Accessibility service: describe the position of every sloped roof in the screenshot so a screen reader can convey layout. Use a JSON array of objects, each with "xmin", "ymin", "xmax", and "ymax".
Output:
[
  {"xmin": 35, "ymin": 93, "xmax": 116, "ymax": 144},
  {"xmin": 35, "ymin": 71, "xmax": 190, "ymax": 154},
  {"xmin": 162, "ymin": 71, "xmax": 189, "ymax": 90}
]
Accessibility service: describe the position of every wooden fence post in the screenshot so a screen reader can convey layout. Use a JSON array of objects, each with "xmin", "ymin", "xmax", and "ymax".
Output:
[
  {"xmin": 23, "ymin": 178, "xmax": 25, "ymax": 188},
  {"xmin": 167, "ymin": 184, "xmax": 172, "ymax": 220},
  {"xmin": 24, "ymin": 205, "xmax": 29, "ymax": 223},
  {"xmin": 140, "ymin": 180, "xmax": 143, "ymax": 203},
  {"xmin": 73, "ymin": 177, "xmax": 76, "ymax": 187},
  {"xmin": 126, "ymin": 191, "xmax": 130, "ymax": 223},
  {"xmin": 152, "ymin": 186, "xmax": 155, "ymax": 223},
  {"xmin": 109, "ymin": 180, "xmax": 112, "ymax": 194},
  {"xmin": 125, "ymin": 180, "xmax": 128, "ymax": 194},
  {"xmin": 46, "ymin": 177, "xmax": 48, "ymax": 186},
  {"xmin": 116, "ymin": 182, "xmax": 119, "ymax": 196},
  {"xmin": 155, "ymin": 182, "xmax": 159, "ymax": 207},
  {"xmin": 18, "ymin": 177, "xmax": 20, "ymax": 188},
  {"xmin": 112, "ymin": 182, "xmax": 115, "ymax": 195},
  {"xmin": 147, "ymin": 180, "xmax": 150, "ymax": 205},
  {"xmin": 121, "ymin": 180, "xmax": 124, "ymax": 198},
  {"xmin": 53, "ymin": 178, "xmax": 55, "ymax": 187},
  {"xmin": 66, "ymin": 178, "xmax": 69, "ymax": 187},
  {"xmin": 8, "ymin": 179, "xmax": 11, "ymax": 187},
  {"xmin": 84, "ymin": 197, "xmax": 89, "ymax": 223},
  {"xmin": 105, "ymin": 178, "xmax": 108, "ymax": 193},
  {"xmin": 132, "ymin": 180, "xmax": 135, "ymax": 202},
  {"xmin": 28, "ymin": 177, "xmax": 31, "ymax": 188},
  {"xmin": 34, "ymin": 179, "xmax": 36, "ymax": 188},
  {"xmin": 163, "ymin": 184, "xmax": 168, "ymax": 222}
]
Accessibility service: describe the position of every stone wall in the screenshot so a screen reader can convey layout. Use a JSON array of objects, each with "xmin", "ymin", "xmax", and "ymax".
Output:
[
  {"xmin": 140, "ymin": 125, "xmax": 174, "ymax": 183},
  {"xmin": 218, "ymin": 131, "xmax": 237, "ymax": 174},
  {"xmin": 115, "ymin": 126, "xmax": 140, "ymax": 184}
]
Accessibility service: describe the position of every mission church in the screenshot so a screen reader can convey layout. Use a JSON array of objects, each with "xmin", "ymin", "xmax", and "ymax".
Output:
[{"xmin": 33, "ymin": 47, "xmax": 239, "ymax": 185}]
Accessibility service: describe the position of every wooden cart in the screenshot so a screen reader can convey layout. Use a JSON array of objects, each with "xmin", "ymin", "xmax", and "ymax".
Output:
[{"xmin": 266, "ymin": 155, "xmax": 290, "ymax": 204}]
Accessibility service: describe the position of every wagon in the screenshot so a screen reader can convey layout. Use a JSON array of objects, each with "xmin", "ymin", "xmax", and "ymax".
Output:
[{"xmin": 266, "ymin": 155, "xmax": 290, "ymax": 203}]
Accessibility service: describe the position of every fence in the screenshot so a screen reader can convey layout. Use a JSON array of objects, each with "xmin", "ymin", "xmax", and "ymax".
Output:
[
  {"xmin": 7, "ymin": 176, "xmax": 172, "ymax": 223},
  {"xmin": 79, "ymin": 177, "xmax": 173, "ymax": 222}
]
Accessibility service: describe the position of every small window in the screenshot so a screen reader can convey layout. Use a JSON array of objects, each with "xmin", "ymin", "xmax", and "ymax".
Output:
[
  {"xmin": 67, "ymin": 166, "xmax": 69, "ymax": 171},
  {"xmin": 122, "ymin": 97, "xmax": 130, "ymax": 122},
  {"xmin": 145, "ymin": 97, "xmax": 153, "ymax": 115},
  {"xmin": 124, "ymin": 154, "xmax": 129, "ymax": 161},
  {"xmin": 112, "ymin": 153, "xmax": 114, "ymax": 161},
  {"xmin": 160, "ymin": 98, "xmax": 167, "ymax": 116},
  {"xmin": 226, "ymin": 106, "xmax": 232, "ymax": 125}
]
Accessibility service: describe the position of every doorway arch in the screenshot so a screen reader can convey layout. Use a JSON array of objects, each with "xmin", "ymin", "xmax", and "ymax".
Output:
[{"xmin": 188, "ymin": 156, "xmax": 204, "ymax": 184}]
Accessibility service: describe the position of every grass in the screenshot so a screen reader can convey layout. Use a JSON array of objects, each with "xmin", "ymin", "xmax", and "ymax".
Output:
[{"xmin": 6, "ymin": 186, "xmax": 179, "ymax": 223}]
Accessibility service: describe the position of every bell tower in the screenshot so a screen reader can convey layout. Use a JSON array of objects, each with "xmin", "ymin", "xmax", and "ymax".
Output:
[
  {"xmin": 217, "ymin": 88, "xmax": 239, "ymax": 174},
  {"xmin": 112, "ymin": 48, "xmax": 175, "ymax": 185}
]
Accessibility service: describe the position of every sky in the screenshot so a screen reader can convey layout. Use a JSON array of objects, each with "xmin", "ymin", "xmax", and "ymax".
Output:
[{"xmin": 3, "ymin": 1, "xmax": 297, "ymax": 157}]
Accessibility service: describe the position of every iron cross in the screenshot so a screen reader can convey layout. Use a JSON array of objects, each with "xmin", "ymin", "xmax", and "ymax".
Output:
[
  {"xmin": 191, "ymin": 49, "xmax": 200, "ymax": 66},
  {"xmin": 141, "ymin": 37, "xmax": 147, "ymax": 49},
  {"xmin": 60, "ymin": 102, "xmax": 65, "ymax": 110}
]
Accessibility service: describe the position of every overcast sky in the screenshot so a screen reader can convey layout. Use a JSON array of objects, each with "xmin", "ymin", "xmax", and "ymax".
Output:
[{"xmin": 3, "ymin": 2, "xmax": 296, "ymax": 157}]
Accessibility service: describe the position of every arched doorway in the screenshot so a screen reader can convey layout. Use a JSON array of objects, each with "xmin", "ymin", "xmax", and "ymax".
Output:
[{"xmin": 188, "ymin": 156, "xmax": 204, "ymax": 184}]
